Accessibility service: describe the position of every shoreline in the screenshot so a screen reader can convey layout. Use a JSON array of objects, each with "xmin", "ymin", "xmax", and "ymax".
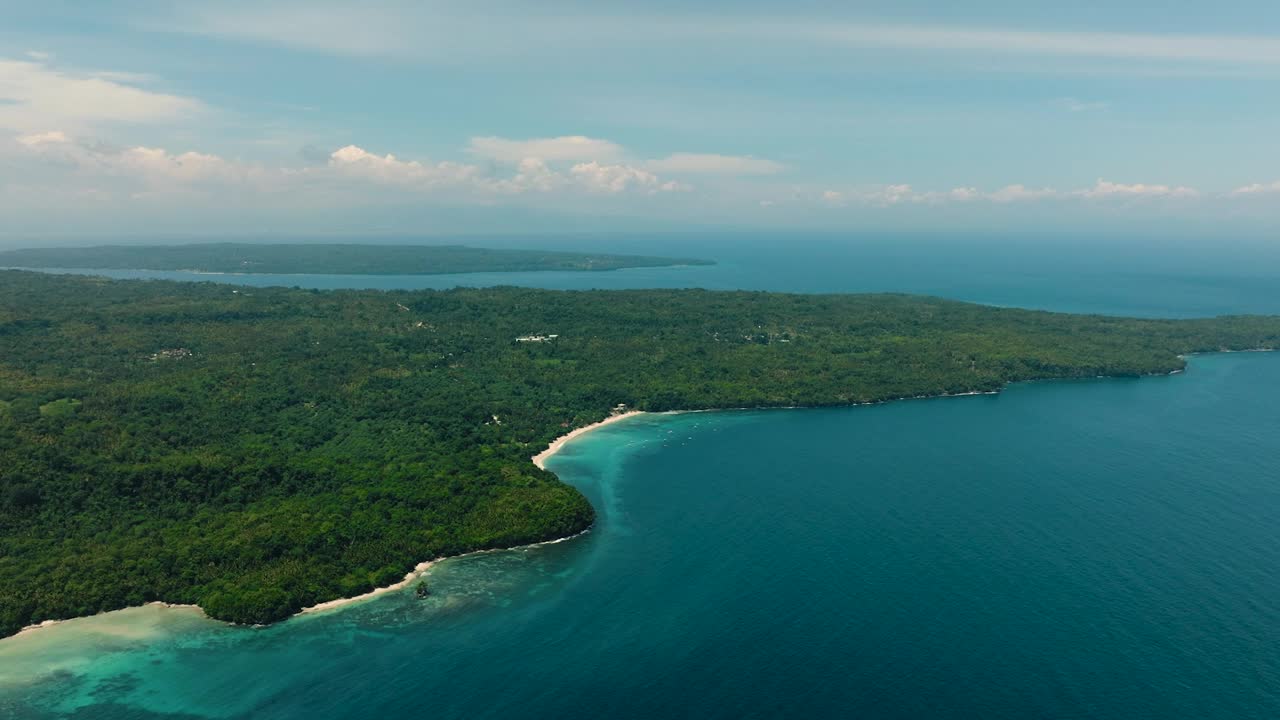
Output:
[
  {"xmin": 9, "ymin": 351, "xmax": 1272, "ymax": 640},
  {"xmin": 297, "ymin": 560, "xmax": 438, "ymax": 616},
  {"xmin": 532, "ymin": 411, "xmax": 646, "ymax": 470},
  {"xmin": 15, "ymin": 602, "xmax": 200, "ymax": 638}
]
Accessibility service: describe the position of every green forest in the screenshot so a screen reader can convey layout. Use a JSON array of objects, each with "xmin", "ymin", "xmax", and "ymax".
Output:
[
  {"xmin": 2, "ymin": 269, "xmax": 1278, "ymax": 637},
  {"xmin": 0, "ymin": 243, "xmax": 712, "ymax": 275}
]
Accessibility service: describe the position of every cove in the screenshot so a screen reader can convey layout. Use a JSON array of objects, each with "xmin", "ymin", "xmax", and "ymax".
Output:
[{"xmin": 3, "ymin": 352, "xmax": 1279, "ymax": 719}]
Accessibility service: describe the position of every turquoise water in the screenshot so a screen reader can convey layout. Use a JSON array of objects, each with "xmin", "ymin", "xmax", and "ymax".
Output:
[
  {"xmin": 4, "ymin": 352, "xmax": 1280, "ymax": 718},
  {"xmin": 6, "ymin": 236, "xmax": 1280, "ymax": 717},
  {"xmin": 12, "ymin": 233, "xmax": 1280, "ymax": 317}
]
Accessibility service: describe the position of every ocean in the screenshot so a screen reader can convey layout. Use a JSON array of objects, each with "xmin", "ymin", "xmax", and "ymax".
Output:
[
  {"xmin": 2, "ymin": 234, "xmax": 1280, "ymax": 718},
  {"xmin": 11, "ymin": 232, "xmax": 1280, "ymax": 317}
]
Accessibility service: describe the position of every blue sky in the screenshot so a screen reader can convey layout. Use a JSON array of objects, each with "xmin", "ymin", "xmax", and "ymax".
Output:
[{"xmin": 2, "ymin": 1, "xmax": 1279, "ymax": 236}]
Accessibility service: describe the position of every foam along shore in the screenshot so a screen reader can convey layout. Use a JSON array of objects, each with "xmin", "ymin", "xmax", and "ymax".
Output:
[
  {"xmin": 14, "ymin": 601, "xmax": 200, "ymax": 638},
  {"xmin": 6, "ymin": 415, "xmax": 645, "ymax": 639},
  {"xmin": 532, "ymin": 411, "xmax": 646, "ymax": 470},
  {"xmin": 288, "ymin": 412, "xmax": 650, "ymax": 615},
  {"xmin": 0, "ymin": 604, "xmax": 212, "ymax": 686},
  {"xmin": 298, "ymin": 525, "xmax": 596, "ymax": 616},
  {"xmin": 298, "ymin": 560, "xmax": 437, "ymax": 615}
]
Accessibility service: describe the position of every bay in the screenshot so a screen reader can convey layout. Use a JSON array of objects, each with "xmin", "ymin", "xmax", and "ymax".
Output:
[
  {"xmin": 3, "ymin": 352, "xmax": 1279, "ymax": 718},
  {"xmin": 4, "ymin": 234, "xmax": 1280, "ymax": 718}
]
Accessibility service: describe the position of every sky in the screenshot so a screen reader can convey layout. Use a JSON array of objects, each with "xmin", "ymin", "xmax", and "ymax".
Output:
[{"xmin": 2, "ymin": 1, "xmax": 1279, "ymax": 237}]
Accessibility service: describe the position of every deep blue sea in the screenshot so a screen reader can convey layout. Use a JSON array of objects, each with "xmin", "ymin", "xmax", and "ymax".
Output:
[{"xmin": 3, "ymin": 235, "xmax": 1280, "ymax": 718}]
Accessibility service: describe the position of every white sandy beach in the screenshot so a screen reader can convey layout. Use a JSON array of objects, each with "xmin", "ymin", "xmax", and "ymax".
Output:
[
  {"xmin": 6, "ymin": 414, "xmax": 644, "ymax": 639},
  {"xmin": 297, "ymin": 412, "xmax": 649, "ymax": 618},
  {"xmin": 305, "ymin": 410, "xmax": 646, "ymax": 614},
  {"xmin": 298, "ymin": 559, "xmax": 437, "ymax": 615},
  {"xmin": 532, "ymin": 411, "xmax": 646, "ymax": 469}
]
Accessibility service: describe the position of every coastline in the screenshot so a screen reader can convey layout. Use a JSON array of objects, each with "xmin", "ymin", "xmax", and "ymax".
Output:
[
  {"xmin": 262, "ymin": 526, "xmax": 598, "ymax": 617},
  {"xmin": 532, "ymin": 411, "xmax": 646, "ymax": 470},
  {"xmin": 297, "ymin": 560, "xmax": 438, "ymax": 616},
  {"xmin": 7, "ymin": 413, "xmax": 645, "ymax": 639},
  {"xmin": 15, "ymin": 602, "xmax": 200, "ymax": 638},
  {"xmin": 8, "ymin": 354, "xmax": 1268, "ymax": 640},
  {"xmin": 261, "ymin": 411, "xmax": 649, "ymax": 616}
]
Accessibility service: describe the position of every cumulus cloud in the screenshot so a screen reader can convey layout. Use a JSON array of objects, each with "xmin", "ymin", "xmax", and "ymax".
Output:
[
  {"xmin": 817, "ymin": 179, "xmax": 1206, "ymax": 207},
  {"xmin": 645, "ymin": 153, "xmax": 784, "ymax": 175},
  {"xmin": 2, "ymin": 127, "xmax": 1254, "ymax": 229},
  {"xmin": 498, "ymin": 158, "xmax": 563, "ymax": 193},
  {"xmin": 11, "ymin": 131, "xmax": 263, "ymax": 192},
  {"xmin": 328, "ymin": 144, "xmax": 482, "ymax": 188},
  {"xmin": 1232, "ymin": 181, "xmax": 1280, "ymax": 195},
  {"xmin": 850, "ymin": 184, "xmax": 985, "ymax": 206},
  {"xmin": 468, "ymin": 135, "xmax": 623, "ymax": 164},
  {"xmin": 6, "ymin": 133, "xmax": 687, "ymax": 204},
  {"xmin": 988, "ymin": 184, "xmax": 1059, "ymax": 202},
  {"xmin": 867, "ymin": 184, "xmax": 917, "ymax": 206},
  {"xmin": 0, "ymin": 57, "xmax": 203, "ymax": 133},
  {"xmin": 1075, "ymin": 179, "xmax": 1199, "ymax": 199},
  {"xmin": 570, "ymin": 162, "xmax": 685, "ymax": 194},
  {"xmin": 16, "ymin": 130, "xmax": 71, "ymax": 146},
  {"xmin": 918, "ymin": 186, "xmax": 981, "ymax": 203}
]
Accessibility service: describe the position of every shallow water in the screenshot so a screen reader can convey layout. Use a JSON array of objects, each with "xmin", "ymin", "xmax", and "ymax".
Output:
[
  {"xmin": 4, "ymin": 352, "xmax": 1280, "ymax": 719},
  {"xmin": 6, "ymin": 235, "xmax": 1280, "ymax": 717}
]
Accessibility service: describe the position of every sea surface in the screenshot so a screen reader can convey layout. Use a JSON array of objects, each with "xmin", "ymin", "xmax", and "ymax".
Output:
[
  {"xmin": 9, "ymin": 232, "xmax": 1280, "ymax": 317},
  {"xmin": 3, "ymin": 235, "xmax": 1280, "ymax": 718}
]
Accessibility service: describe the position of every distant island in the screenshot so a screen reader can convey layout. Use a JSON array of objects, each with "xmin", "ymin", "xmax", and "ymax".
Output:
[
  {"xmin": 0, "ymin": 243, "xmax": 713, "ymax": 275},
  {"xmin": 2, "ymin": 269, "xmax": 1279, "ymax": 637}
]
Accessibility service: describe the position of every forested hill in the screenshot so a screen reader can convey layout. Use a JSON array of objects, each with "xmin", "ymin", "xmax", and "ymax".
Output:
[
  {"xmin": 2, "ymin": 270, "xmax": 1279, "ymax": 637},
  {"xmin": 0, "ymin": 243, "xmax": 712, "ymax": 275}
]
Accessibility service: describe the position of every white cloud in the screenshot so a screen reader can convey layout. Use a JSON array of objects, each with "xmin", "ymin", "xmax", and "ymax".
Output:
[
  {"xmin": 12, "ymin": 132, "xmax": 262, "ymax": 189},
  {"xmin": 0, "ymin": 57, "xmax": 203, "ymax": 133},
  {"xmin": 834, "ymin": 184, "xmax": 986, "ymax": 207},
  {"xmin": 25, "ymin": 51, "xmax": 53, "ymax": 62},
  {"xmin": 468, "ymin": 135, "xmax": 623, "ymax": 164},
  {"xmin": 3, "ymin": 128, "xmax": 1256, "ymax": 230},
  {"xmin": 141, "ymin": 5, "xmax": 1280, "ymax": 70},
  {"xmin": 645, "ymin": 153, "xmax": 784, "ymax": 175},
  {"xmin": 867, "ymin": 184, "xmax": 917, "ymax": 206},
  {"xmin": 804, "ymin": 23, "xmax": 1280, "ymax": 66},
  {"xmin": 569, "ymin": 161, "xmax": 684, "ymax": 194},
  {"xmin": 7, "ymin": 133, "xmax": 688, "ymax": 205},
  {"xmin": 1232, "ymin": 181, "xmax": 1280, "ymax": 195},
  {"xmin": 327, "ymin": 144, "xmax": 683, "ymax": 195},
  {"xmin": 328, "ymin": 144, "xmax": 481, "ymax": 188},
  {"xmin": 988, "ymin": 184, "xmax": 1059, "ymax": 203},
  {"xmin": 919, "ymin": 186, "xmax": 981, "ymax": 203},
  {"xmin": 1075, "ymin": 179, "xmax": 1200, "ymax": 199},
  {"xmin": 495, "ymin": 157, "xmax": 563, "ymax": 194},
  {"xmin": 16, "ymin": 130, "xmax": 71, "ymax": 147},
  {"xmin": 817, "ymin": 180, "xmax": 1209, "ymax": 207}
]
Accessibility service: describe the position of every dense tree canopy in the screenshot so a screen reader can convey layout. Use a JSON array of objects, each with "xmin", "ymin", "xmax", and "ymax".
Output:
[{"xmin": 2, "ymin": 270, "xmax": 1278, "ymax": 636}]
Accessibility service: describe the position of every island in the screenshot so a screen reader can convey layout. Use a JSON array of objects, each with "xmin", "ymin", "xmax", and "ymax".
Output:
[
  {"xmin": 2, "ymin": 269, "xmax": 1278, "ymax": 637},
  {"xmin": 0, "ymin": 243, "xmax": 713, "ymax": 275}
]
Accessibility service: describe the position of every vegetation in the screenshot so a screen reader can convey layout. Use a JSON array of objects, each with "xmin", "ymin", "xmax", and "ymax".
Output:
[
  {"xmin": 0, "ymin": 243, "xmax": 713, "ymax": 275},
  {"xmin": 2, "ymin": 269, "xmax": 1279, "ymax": 636}
]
